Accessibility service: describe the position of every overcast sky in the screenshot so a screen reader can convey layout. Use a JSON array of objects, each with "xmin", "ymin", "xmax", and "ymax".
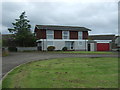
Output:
[{"xmin": 1, "ymin": 0, "xmax": 118, "ymax": 35}]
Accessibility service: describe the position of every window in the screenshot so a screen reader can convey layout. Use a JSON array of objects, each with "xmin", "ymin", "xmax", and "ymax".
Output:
[
  {"xmin": 63, "ymin": 31, "xmax": 69, "ymax": 39},
  {"xmin": 78, "ymin": 32, "xmax": 82, "ymax": 39},
  {"xmin": 47, "ymin": 41, "xmax": 53, "ymax": 46},
  {"xmin": 46, "ymin": 30, "xmax": 54, "ymax": 39}
]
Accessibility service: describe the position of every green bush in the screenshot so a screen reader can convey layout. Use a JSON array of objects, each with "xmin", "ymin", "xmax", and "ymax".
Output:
[
  {"xmin": 47, "ymin": 46, "xmax": 55, "ymax": 51},
  {"xmin": 8, "ymin": 47, "xmax": 17, "ymax": 52},
  {"xmin": 62, "ymin": 47, "xmax": 67, "ymax": 51}
]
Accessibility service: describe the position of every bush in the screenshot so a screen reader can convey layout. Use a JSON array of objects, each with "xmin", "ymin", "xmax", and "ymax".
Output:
[
  {"xmin": 62, "ymin": 47, "xmax": 67, "ymax": 51},
  {"xmin": 8, "ymin": 47, "xmax": 17, "ymax": 52},
  {"xmin": 47, "ymin": 46, "xmax": 55, "ymax": 51}
]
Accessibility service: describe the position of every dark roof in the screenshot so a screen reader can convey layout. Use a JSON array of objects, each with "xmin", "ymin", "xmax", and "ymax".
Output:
[
  {"xmin": 89, "ymin": 35, "xmax": 115, "ymax": 40},
  {"xmin": 2, "ymin": 34, "xmax": 14, "ymax": 40},
  {"xmin": 35, "ymin": 25, "xmax": 91, "ymax": 31}
]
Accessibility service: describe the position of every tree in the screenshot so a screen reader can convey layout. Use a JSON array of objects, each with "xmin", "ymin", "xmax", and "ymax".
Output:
[{"xmin": 8, "ymin": 11, "xmax": 36, "ymax": 47}]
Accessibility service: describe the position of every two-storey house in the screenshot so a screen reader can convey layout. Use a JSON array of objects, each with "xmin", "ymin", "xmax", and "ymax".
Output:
[{"xmin": 34, "ymin": 25, "xmax": 91, "ymax": 51}]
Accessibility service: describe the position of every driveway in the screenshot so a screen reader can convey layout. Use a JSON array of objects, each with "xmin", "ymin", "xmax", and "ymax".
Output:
[{"xmin": 2, "ymin": 52, "xmax": 118, "ymax": 77}]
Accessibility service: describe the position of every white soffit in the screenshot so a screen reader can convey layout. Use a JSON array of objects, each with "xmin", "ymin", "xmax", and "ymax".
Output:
[{"xmin": 95, "ymin": 40, "xmax": 112, "ymax": 43}]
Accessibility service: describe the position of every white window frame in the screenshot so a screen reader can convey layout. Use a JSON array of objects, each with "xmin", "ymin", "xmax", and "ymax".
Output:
[
  {"xmin": 78, "ymin": 31, "xmax": 82, "ymax": 39},
  {"xmin": 62, "ymin": 31, "xmax": 69, "ymax": 39},
  {"xmin": 46, "ymin": 30, "xmax": 54, "ymax": 39}
]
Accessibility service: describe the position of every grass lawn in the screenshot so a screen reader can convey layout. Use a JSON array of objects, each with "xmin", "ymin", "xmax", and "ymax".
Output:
[
  {"xmin": 2, "ymin": 57, "xmax": 118, "ymax": 88},
  {"xmin": 48, "ymin": 51, "xmax": 116, "ymax": 54}
]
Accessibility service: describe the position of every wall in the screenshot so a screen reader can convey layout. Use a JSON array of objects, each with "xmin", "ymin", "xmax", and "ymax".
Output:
[
  {"xmin": 83, "ymin": 31, "xmax": 88, "ymax": 39},
  {"xmin": 54, "ymin": 30, "xmax": 62, "ymax": 39},
  {"xmin": 35, "ymin": 29, "xmax": 88, "ymax": 40},
  {"xmin": 41, "ymin": 40, "xmax": 65, "ymax": 50},
  {"xmin": 39, "ymin": 40, "xmax": 88, "ymax": 51},
  {"xmin": 54, "ymin": 41, "xmax": 65, "ymax": 50},
  {"xmin": 17, "ymin": 47, "xmax": 37, "ymax": 51},
  {"xmin": 74, "ymin": 40, "xmax": 87, "ymax": 50},
  {"xmin": 90, "ymin": 43, "xmax": 96, "ymax": 51},
  {"xmin": 70, "ymin": 31, "xmax": 78, "ymax": 39}
]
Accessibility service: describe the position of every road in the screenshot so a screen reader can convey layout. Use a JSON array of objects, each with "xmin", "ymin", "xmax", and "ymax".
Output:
[{"xmin": 2, "ymin": 52, "xmax": 118, "ymax": 77}]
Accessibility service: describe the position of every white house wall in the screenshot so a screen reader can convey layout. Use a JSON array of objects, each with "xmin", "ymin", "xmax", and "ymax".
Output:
[
  {"xmin": 90, "ymin": 43, "xmax": 95, "ymax": 51},
  {"xmin": 37, "ymin": 39, "xmax": 88, "ymax": 51},
  {"xmin": 41, "ymin": 41, "xmax": 47, "ymax": 51},
  {"xmin": 74, "ymin": 41, "xmax": 87, "ymax": 50},
  {"xmin": 54, "ymin": 41, "xmax": 65, "ymax": 50}
]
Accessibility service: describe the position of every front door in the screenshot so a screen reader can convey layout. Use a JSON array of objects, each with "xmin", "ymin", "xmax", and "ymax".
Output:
[
  {"xmin": 65, "ymin": 41, "xmax": 74, "ymax": 50},
  {"xmin": 88, "ymin": 44, "xmax": 90, "ymax": 51},
  {"xmin": 37, "ymin": 41, "xmax": 42, "ymax": 51}
]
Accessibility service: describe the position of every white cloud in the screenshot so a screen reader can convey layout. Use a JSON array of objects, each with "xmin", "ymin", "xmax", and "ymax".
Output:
[{"xmin": 1, "ymin": 1, "xmax": 118, "ymax": 35}]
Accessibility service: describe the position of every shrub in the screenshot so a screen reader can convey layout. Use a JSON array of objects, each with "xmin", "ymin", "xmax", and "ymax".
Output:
[
  {"xmin": 62, "ymin": 47, "xmax": 67, "ymax": 51},
  {"xmin": 47, "ymin": 46, "xmax": 55, "ymax": 51},
  {"xmin": 8, "ymin": 47, "xmax": 17, "ymax": 52}
]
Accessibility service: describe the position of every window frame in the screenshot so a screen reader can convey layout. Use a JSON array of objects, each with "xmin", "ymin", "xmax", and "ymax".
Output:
[
  {"xmin": 46, "ymin": 30, "xmax": 54, "ymax": 39},
  {"xmin": 62, "ymin": 31, "xmax": 69, "ymax": 39},
  {"xmin": 78, "ymin": 31, "xmax": 82, "ymax": 39}
]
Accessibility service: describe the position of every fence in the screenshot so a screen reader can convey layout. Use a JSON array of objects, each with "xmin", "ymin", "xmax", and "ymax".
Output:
[
  {"xmin": 17, "ymin": 47, "xmax": 37, "ymax": 51},
  {"xmin": 3, "ymin": 47, "xmax": 37, "ymax": 52}
]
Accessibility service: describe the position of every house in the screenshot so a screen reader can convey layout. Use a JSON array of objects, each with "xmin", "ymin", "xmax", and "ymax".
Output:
[
  {"xmin": 88, "ymin": 34, "xmax": 116, "ymax": 51},
  {"xmin": 2, "ymin": 34, "xmax": 16, "ymax": 47},
  {"xmin": 34, "ymin": 25, "xmax": 91, "ymax": 51},
  {"xmin": 112, "ymin": 36, "xmax": 120, "ymax": 51},
  {"xmin": 115, "ymin": 36, "xmax": 120, "ymax": 47}
]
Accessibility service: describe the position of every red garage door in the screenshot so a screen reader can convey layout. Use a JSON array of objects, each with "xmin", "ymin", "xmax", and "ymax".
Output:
[{"xmin": 97, "ymin": 43, "xmax": 110, "ymax": 51}]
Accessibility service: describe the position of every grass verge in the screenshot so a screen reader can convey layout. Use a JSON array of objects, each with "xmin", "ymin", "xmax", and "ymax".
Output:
[
  {"xmin": 2, "ymin": 57, "xmax": 118, "ymax": 88},
  {"xmin": 50, "ymin": 51, "xmax": 116, "ymax": 54}
]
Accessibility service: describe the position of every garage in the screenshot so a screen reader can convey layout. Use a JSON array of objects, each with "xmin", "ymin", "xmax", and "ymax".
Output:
[{"xmin": 97, "ymin": 43, "xmax": 110, "ymax": 51}]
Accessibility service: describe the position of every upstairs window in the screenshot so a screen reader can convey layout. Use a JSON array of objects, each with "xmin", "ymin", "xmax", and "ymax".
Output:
[
  {"xmin": 78, "ymin": 31, "xmax": 82, "ymax": 39},
  {"xmin": 63, "ymin": 31, "xmax": 69, "ymax": 39},
  {"xmin": 46, "ymin": 30, "xmax": 54, "ymax": 39}
]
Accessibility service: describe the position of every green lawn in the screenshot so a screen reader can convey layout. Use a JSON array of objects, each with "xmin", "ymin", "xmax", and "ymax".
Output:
[
  {"xmin": 51, "ymin": 51, "xmax": 116, "ymax": 54},
  {"xmin": 2, "ymin": 57, "xmax": 118, "ymax": 88}
]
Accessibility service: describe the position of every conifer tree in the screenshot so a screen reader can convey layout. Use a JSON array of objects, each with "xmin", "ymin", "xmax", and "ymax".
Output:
[{"xmin": 8, "ymin": 11, "xmax": 36, "ymax": 47}]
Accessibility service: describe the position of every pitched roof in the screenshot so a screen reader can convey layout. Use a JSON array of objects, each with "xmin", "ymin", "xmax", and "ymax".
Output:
[
  {"xmin": 2, "ymin": 34, "xmax": 14, "ymax": 40},
  {"xmin": 88, "ymin": 35, "xmax": 115, "ymax": 40},
  {"xmin": 35, "ymin": 25, "xmax": 91, "ymax": 31}
]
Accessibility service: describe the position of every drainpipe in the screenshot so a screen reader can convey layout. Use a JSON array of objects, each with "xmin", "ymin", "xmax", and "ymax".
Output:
[
  {"xmin": 85, "ymin": 39, "xmax": 86, "ymax": 51},
  {"xmin": 42, "ymin": 29, "xmax": 44, "ymax": 51},
  {"xmin": 46, "ymin": 28, "xmax": 47, "ymax": 51}
]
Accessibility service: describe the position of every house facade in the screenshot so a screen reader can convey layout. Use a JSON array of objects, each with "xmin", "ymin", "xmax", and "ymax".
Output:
[{"xmin": 34, "ymin": 25, "xmax": 91, "ymax": 51}]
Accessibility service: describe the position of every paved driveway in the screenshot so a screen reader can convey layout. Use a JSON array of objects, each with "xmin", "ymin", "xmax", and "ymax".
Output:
[{"xmin": 2, "ymin": 52, "xmax": 118, "ymax": 77}]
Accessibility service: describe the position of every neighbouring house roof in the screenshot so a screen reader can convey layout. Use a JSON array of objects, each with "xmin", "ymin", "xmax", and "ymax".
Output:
[
  {"xmin": 35, "ymin": 25, "xmax": 91, "ymax": 31},
  {"xmin": 88, "ymin": 35, "xmax": 115, "ymax": 40},
  {"xmin": 2, "ymin": 34, "xmax": 14, "ymax": 40}
]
